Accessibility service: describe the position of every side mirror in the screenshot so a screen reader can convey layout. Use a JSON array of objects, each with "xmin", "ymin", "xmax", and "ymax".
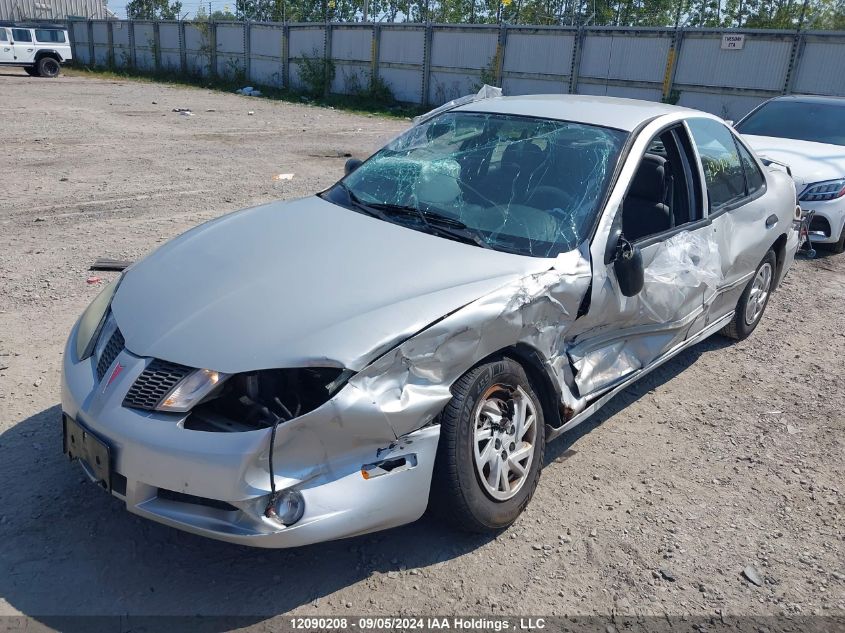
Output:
[
  {"xmin": 614, "ymin": 238, "xmax": 645, "ymax": 297},
  {"xmin": 345, "ymin": 158, "xmax": 363, "ymax": 175}
]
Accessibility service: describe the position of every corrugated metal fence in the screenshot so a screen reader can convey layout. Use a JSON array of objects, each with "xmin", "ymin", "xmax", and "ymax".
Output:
[
  {"xmin": 0, "ymin": 0, "xmax": 110, "ymax": 20},
  {"xmin": 66, "ymin": 20, "xmax": 845, "ymax": 119}
]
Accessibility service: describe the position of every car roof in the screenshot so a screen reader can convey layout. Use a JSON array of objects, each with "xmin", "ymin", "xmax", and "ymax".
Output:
[
  {"xmin": 452, "ymin": 94, "xmax": 705, "ymax": 132},
  {"xmin": 0, "ymin": 22, "xmax": 66, "ymax": 29},
  {"xmin": 767, "ymin": 94, "xmax": 845, "ymax": 106}
]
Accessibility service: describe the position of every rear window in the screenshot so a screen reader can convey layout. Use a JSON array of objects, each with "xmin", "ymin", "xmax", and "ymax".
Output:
[
  {"xmin": 12, "ymin": 29, "xmax": 32, "ymax": 42},
  {"xmin": 736, "ymin": 100, "xmax": 845, "ymax": 146},
  {"xmin": 35, "ymin": 29, "xmax": 66, "ymax": 43}
]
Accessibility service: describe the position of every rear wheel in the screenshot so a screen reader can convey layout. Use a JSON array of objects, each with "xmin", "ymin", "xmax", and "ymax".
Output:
[
  {"xmin": 431, "ymin": 358, "xmax": 545, "ymax": 532},
  {"xmin": 37, "ymin": 57, "xmax": 61, "ymax": 78},
  {"xmin": 722, "ymin": 249, "xmax": 776, "ymax": 341},
  {"xmin": 24, "ymin": 66, "xmax": 40, "ymax": 76}
]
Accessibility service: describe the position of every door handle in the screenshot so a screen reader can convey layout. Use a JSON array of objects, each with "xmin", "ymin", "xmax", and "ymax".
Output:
[
  {"xmin": 26, "ymin": 48, "xmax": 33, "ymax": 52},
  {"xmin": 765, "ymin": 214, "xmax": 778, "ymax": 229}
]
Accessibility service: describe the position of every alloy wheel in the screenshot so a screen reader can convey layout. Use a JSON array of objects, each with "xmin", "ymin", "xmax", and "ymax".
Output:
[
  {"xmin": 472, "ymin": 384, "xmax": 537, "ymax": 501},
  {"xmin": 744, "ymin": 262, "xmax": 773, "ymax": 326}
]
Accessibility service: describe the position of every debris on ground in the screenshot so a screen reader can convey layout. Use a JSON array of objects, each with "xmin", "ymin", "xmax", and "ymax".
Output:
[
  {"xmin": 90, "ymin": 258, "xmax": 132, "ymax": 272},
  {"xmin": 742, "ymin": 565, "xmax": 764, "ymax": 587},
  {"xmin": 86, "ymin": 276, "xmax": 102, "ymax": 285},
  {"xmin": 236, "ymin": 87, "xmax": 262, "ymax": 97},
  {"xmin": 172, "ymin": 108, "xmax": 194, "ymax": 116},
  {"xmin": 272, "ymin": 173, "xmax": 295, "ymax": 181},
  {"xmin": 659, "ymin": 568, "xmax": 676, "ymax": 582},
  {"xmin": 247, "ymin": 111, "xmax": 255, "ymax": 116}
]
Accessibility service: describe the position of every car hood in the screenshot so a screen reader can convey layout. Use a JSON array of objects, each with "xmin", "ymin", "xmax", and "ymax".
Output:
[
  {"xmin": 742, "ymin": 134, "xmax": 845, "ymax": 191},
  {"xmin": 112, "ymin": 196, "xmax": 555, "ymax": 373}
]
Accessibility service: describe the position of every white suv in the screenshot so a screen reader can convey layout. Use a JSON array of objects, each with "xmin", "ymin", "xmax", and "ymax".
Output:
[{"xmin": 0, "ymin": 22, "xmax": 72, "ymax": 77}]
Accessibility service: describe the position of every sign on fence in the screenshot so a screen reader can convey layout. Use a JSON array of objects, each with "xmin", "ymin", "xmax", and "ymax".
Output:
[{"xmin": 721, "ymin": 34, "xmax": 746, "ymax": 50}]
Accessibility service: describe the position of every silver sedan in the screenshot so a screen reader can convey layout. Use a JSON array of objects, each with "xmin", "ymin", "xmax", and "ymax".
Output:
[{"xmin": 62, "ymin": 94, "xmax": 800, "ymax": 547}]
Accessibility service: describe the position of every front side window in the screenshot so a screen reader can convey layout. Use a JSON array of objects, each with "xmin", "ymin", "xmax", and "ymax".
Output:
[
  {"xmin": 622, "ymin": 126, "xmax": 701, "ymax": 242},
  {"xmin": 735, "ymin": 100, "xmax": 845, "ymax": 147},
  {"xmin": 328, "ymin": 112, "xmax": 627, "ymax": 257},
  {"xmin": 35, "ymin": 29, "xmax": 66, "ymax": 43},
  {"xmin": 687, "ymin": 118, "xmax": 746, "ymax": 211},
  {"xmin": 12, "ymin": 29, "xmax": 32, "ymax": 43},
  {"xmin": 735, "ymin": 138, "xmax": 765, "ymax": 197}
]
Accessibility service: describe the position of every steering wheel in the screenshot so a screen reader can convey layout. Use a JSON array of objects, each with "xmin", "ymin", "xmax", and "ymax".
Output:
[{"xmin": 526, "ymin": 186, "xmax": 575, "ymax": 211}]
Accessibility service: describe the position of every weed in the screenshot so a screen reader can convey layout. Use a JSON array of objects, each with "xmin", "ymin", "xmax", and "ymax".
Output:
[{"xmin": 297, "ymin": 48, "xmax": 335, "ymax": 97}]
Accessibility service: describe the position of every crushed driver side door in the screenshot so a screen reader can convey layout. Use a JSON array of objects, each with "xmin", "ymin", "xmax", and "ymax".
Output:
[{"xmin": 565, "ymin": 120, "xmax": 725, "ymax": 398}]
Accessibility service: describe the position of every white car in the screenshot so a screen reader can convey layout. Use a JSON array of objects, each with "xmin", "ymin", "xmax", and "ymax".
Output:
[
  {"xmin": 736, "ymin": 95, "xmax": 845, "ymax": 253},
  {"xmin": 0, "ymin": 22, "xmax": 71, "ymax": 77}
]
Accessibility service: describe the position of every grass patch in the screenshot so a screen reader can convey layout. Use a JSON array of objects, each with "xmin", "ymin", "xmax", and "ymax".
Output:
[{"xmin": 65, "ymin": 65, "xmax": 425, "ymax": 119}]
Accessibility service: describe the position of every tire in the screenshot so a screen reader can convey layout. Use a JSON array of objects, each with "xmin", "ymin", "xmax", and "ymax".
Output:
[
  {"xmin": 37, "ymin": 57, "xmax": 61, "ymax": 78},
  {"xmin": 431, "ymin": 358, "xmax": 545, "ymax": 532},
  {"xmin": 24, "ymin": 66, "xmax": 40, "ymax": 76},
  {"xmin": 722, "ymin": 249, "xmax": 777, "ymax": 341}
]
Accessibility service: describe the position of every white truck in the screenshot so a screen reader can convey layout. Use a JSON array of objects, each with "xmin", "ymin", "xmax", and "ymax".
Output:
[{"xmin": 0, "ymin": 22, "xmax": 72, "ymax": 77}]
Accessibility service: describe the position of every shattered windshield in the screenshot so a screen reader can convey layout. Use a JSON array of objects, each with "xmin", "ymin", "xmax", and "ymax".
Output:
[{"xmin": 328, "ymin": 112, "xmax": 627, "ymax": 258}]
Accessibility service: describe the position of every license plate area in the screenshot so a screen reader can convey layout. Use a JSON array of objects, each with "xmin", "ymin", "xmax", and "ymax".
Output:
[{"xmin": 63, "ymin": 415, "xmax": 111, "ymax": 491}]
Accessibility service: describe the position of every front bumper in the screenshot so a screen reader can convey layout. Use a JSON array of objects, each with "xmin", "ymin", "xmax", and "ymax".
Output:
[
  {"xmin": 800, "ymin": 197, "xmax": 845, "ymax": 244},
  {"xmin": 61, "ymin": 323, "xmax": 440, "ymax": 548}
]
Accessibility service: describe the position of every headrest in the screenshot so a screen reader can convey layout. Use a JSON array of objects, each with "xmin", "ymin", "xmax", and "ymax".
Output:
[
  {"xmin": 502, "ymin": 140, "xmax": 545, "ymax": 168},
  {"xmin": 629, "ymin": 154, "xmax": 666, "ymax": 201}
]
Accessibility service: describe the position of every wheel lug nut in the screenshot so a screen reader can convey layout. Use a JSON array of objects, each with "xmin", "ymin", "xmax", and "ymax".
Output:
[
  {"xmin": 509, "ymin": 442, "xmax": 515, "ymax": 452},
  {"xmin": 501, "ymin": 450, "xmax": 507, "ymax": 460}
]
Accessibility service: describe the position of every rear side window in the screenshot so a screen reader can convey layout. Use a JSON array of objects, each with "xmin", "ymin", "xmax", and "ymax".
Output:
[
  {"xmin": 35, "ymin": 29, "xmax": 66, "ymax": 43},
  {"xmin": 12, "ymin": 29, "xmax": 32, "ymax": 42},
  {"xmin": 0, "ymin": 29, "xmax": 8, "ymax": 42},
  {"xmin": 687, "ymin": 118, "xmax": 746, "ymax": 211},
  {"xmin": 735, "ymin": 139, "xmax": 765, "ymax": 196}
]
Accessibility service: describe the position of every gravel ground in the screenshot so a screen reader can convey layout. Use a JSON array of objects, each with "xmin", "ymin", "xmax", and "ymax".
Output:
[{"xmin": 0, "ymin": 69, "xmax": 843, "ymax": 630}]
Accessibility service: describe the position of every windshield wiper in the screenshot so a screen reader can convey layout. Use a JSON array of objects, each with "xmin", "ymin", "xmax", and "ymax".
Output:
[
  {"xmin": 338, "ymin": 184, "xmax": 491, "ymax": 250},
  {"xmin": 338, "ymin": 183, "xmax": 393, "ymax": 222},
  {"xmin": 362, "ymin": 201, "xmax": 492, "ymax": 250}
]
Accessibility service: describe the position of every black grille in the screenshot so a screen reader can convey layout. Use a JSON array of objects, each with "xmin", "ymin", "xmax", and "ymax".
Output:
[
  {"xmin": 809, "ymin": 215, "xmax": 831, "ymax": 238},
  {"xmin": 157, "ymin": 488, "xmax": 238, "ymax": 512},
  {"xmin": 96, "ymin": 327, "xmax": 125, "ymax": 381},
  {"xmin": 123, "ymin": 359, "xmax": 193, "ymax": 411}
]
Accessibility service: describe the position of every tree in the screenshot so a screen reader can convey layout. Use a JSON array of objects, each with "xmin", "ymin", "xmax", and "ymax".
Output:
[
  {"xmin": 194, "ymin": 5, "xmax": 238, "ymax": 20},
  {"xmin": 126, "ymin": 0, "xmax": 184, "ymax": 19}
]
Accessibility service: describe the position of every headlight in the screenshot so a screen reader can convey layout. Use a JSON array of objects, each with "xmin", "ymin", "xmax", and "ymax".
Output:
[
  {"xmin": 158, "ymin": 368, "xmax": 230, "ymax": 413},
  {"xmin": 75, "ymin": 276, "xmax": 122, "ymax": 361},
  {"xmin": 799, "ymin": 178, "xmax": 845, "ymax": 202}
]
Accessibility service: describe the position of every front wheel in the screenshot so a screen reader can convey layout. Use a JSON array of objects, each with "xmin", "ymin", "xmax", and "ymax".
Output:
[
  {"xmin": 722, "ymin": 249, "xmax": 776, "ymax": 340},
  {"xmin": 37, "ymin": 57, "xmax": 61, "ymax": 78},
  {"xmin": 430, "ymin": 358, "xmax": 545, "ymax": 533}
]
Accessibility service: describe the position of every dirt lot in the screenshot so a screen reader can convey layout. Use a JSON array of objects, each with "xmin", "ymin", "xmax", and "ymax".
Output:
[{"xmin": 0, "ymin": 68, "xmax": 843, "ymax": 629}]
